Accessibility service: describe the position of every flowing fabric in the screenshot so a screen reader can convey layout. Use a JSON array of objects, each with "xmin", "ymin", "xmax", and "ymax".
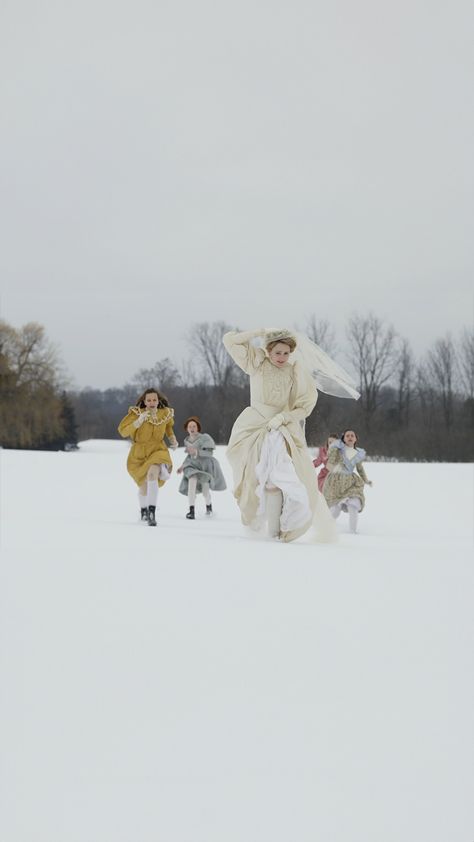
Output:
[
  {"xmin": 291, "ymin": 332, "xmax": 360, "ymax": 400},
  {"xmin": 260, "ymin": 328, "xmax": 359, "ymax": 399},
  {"xmin": 255, "ymin": 430, "xmax": 312, "ymax": 534}
]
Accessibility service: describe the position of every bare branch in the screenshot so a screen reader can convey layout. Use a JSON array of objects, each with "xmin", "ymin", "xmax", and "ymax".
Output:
[
  {"xmin": 457, "ymin": 327, "xmax": 474, "ymax": 400},
  {"xmin": 424, "ymin": 334, "xmax": 457, "ymax": 428},
  {"xmin": 187, "ymin": 321, "xmax": 245, "ymax": 388},
  {"xmin": 301, "ymin": 315, "xmax": 337, "ymax": 356},
  {"xmin": 346, "ymin": 312, "xmax": 399, "ymax": 425}
]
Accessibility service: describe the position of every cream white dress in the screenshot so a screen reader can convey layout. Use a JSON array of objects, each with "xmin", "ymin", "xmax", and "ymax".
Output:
[{"xmin": 223, "ymin": 330, "xmax": 336, "ymax": 543}]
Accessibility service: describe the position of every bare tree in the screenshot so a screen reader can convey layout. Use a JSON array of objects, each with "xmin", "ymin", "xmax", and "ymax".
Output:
[
  {"xmin": 131, "ymin": 357, "xmax": 182, "ymax": 393},
  {"xmin": 346, "ymin": 313, "xmax": 399, "ymax": 427},
  {"xmin": 187, "ymin": 321, "xmax": 245, "ymax": 388},
  {"xmin": 425, "ymin": 335, "xmax": 458, "ymax": 429},
  {"xmin": 396, "ymin": 339, "xmax": 415, "ymax": 426},
  {"xmin": 457, "ymin": 327, "xmax": 474, "ymax": 400},
  {"xmin": 302, "ymin": 315, "xmax": 337, "ymax": 356},
  {"xmin": 180, "ymin": 358, "xmax": 200, "ymax": 388}
]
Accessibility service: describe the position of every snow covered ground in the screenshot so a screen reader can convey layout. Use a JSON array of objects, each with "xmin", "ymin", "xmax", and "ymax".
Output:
[{"xmin": 1, "ymin": 440, "xmax": 473, "ymax": 842}]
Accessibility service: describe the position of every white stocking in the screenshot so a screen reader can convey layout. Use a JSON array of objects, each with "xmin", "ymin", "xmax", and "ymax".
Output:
[
  {"xmin": 266, "ymin": 489, "xmax": 283, "ymax": 538},
  {"xmin": 147, "ymin": 481, "xmax": 158, "ymax": 507},
  {"xmin": 145, "ymin": 465, "xmax": 160, "ymax": 507},
  {"xmin": 202, "ymin": 482, "xmax": 211, "ymax": 505},
  {"xmin": 347, "ymin": 497, "xmax": 361, "ymax": 533},
  {"xmin": 138, "ymin": 482, "xmax": 147, "ymax": 509},
  {"xmin": 188, "ymin": 476, "xmax": 198, "ymax": 505},
  {"xmin": 330, "ymin": 504, "xmax": 342, "ymax": 519}
]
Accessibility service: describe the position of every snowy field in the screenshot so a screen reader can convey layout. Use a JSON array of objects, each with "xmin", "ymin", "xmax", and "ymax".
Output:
[{"xmin": 1, "ymin": 440, "xmax": 473, "ymax": 842}]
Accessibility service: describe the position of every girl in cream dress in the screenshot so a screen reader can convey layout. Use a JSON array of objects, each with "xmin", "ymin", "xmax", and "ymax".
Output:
[{"xmin": 222, "ymin": 328, "xmax": 359, "ymax": 543}]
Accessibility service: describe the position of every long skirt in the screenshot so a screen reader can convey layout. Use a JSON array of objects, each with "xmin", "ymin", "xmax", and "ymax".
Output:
[
  {"xmin": 323, "ymin": 471, "xmax": 366, "ymax": 512},
  {"xmin": 226, "ymin": 406, "xmax": 336, "ymax": 543},
  {"xmin": 178, "ymin": 454, "xmax": 227, "ymax": 496}
]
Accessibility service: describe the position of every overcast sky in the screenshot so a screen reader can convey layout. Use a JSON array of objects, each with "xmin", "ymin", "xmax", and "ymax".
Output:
[{"xmin": 1, "ymin": 0, "xmax": 473, "ymax": 389}]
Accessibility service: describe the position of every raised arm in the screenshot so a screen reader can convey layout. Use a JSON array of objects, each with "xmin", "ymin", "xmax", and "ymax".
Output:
[
  {"xmin": 326, "ymin": 441, "xmax": 342, "ymax": 472},
  {"xmin": 118, "ymin": 408, "xmax": 140, "ymax": 439},
  {"xmin": 222, "ymin": 329, "xmax": 266, "ymax": 374}
]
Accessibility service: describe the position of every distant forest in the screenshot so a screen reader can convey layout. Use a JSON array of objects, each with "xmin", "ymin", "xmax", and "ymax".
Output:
[{"xmin": 1, "ymin": 316, "xmax": 473, "ymax": 461}]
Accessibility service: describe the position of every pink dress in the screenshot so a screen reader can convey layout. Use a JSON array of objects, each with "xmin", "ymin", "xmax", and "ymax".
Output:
[{"xmin": 313, "ymin": 446, "xmax": 329, "ymax": 492}]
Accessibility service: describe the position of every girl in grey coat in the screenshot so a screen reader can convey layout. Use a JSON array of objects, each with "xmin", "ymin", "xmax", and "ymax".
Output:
[{"xmin": 177, "ymin": 416, "xmax": 227, "ymax": 519}]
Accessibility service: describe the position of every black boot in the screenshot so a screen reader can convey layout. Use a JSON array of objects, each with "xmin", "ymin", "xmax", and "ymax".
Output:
[
  {"xmin": 186, "ymin": 505, "xmax": 195, "ymax": 520},
  {"xmin": 206, "ymin": 503, "xmax": 213, "ymax": 516},
  {"xmin": 148, "ymin": 505, "xmax": 157, "ymax": 526},
  {"xmin": 140, "ymin": 507, "xmax": 149, "ymax": 522}
]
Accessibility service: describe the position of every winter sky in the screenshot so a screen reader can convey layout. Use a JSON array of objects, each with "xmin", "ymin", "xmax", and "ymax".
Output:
[{"xmin": 1, "ymin": 0, "xmax": 473, "ymax": 389}]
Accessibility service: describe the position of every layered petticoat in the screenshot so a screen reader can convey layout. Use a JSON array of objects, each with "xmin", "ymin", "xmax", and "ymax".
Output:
[
  {"xmin": 226, "ymin": 405, "xmax": 336, "ymax": 543},
  {"xmin": 255, "ymin": 430, "xmax": 312, "ymax": 535}
]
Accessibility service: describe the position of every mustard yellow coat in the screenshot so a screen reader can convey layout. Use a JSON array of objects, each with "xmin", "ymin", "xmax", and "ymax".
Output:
[{"xmin": 118, "ymin": 406, "xmax": 176, "ymax": 487}]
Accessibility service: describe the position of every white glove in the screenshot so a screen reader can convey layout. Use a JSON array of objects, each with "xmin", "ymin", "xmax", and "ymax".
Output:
[
  {"xmin": 267, "ymin": 413, "xmax": 285, "ymax": 431},
  {"xmin": 168, "ymin": 436, "xmax": 179, "ymax": 450},
  {"xmin": 133, "ymin": 411, "xmax": 149, "ymax": 428}
]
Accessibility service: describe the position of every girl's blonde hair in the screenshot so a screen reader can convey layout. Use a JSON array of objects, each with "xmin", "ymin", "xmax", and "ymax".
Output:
[{"xmin": 265, "ymin": 331, "xmax": 297, "ymax": 353}]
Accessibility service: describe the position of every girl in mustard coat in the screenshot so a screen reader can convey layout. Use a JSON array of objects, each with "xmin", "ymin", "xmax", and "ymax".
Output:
[{"xmin": 118, "ymin": 387, "xmax": 178, "ymax": 526}]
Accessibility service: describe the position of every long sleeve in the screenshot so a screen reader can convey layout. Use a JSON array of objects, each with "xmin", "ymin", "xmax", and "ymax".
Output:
[
  {"xmin": 222, "ymin": 329, "xmax": 265, "ymax": 375},
  {"xmin": 118, "ymin": 410, "xmax": 138, "ymax": 439},
  {"xmin": 192, "ymin": 433, "xmax": 214, "ymax": 456},
  {"xmin": 165, "ymin": 415, "xmax": 175, "ymax": 440},
  {"xmin": 356, "ymin": 462, "xmax": 370, "ymax": 483},
  {"xmin": 326, "ymin": 444, "xmax": 341, "ymax": 472},
  {"xmin": 313, "ymin": 447, "xmax": 326, "ymax": 468},
  {"xmin": 282, "ymin": 361, "xmax": 317, "ymax": 424}
]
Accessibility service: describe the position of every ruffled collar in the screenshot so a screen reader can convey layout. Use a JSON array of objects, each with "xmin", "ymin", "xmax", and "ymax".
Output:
[
  {"xmin": 129, "ymin": 405, "xmax": 174, "ymax": 427},
  {"xmin": 331, "ymin": 439, "xmax": 366, "ymax": 472}
]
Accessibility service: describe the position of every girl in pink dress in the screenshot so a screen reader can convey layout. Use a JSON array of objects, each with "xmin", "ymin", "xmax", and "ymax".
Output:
[{"xmin": 313, "ymin": 434, "xmax": 339, "ymax": 492}]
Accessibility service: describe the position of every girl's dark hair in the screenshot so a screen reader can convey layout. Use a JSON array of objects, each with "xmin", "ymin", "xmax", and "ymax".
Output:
[
  {"xmin": 341, "ymin": 429, "xmax": 357, "ymax": 444},
  {"xmin": 136, "ymin": 387, "xmax": 169, "ymax": 409},
  {"xmin": 326, "ymin": 432, "xmax": 339, "ymax": 446},
  {"xmin": 183, "ymin": 415, "xmax": 202, "ymax": 432}
]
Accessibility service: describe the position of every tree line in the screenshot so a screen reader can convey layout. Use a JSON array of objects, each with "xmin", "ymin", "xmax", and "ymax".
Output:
[
  {"xmin": 1, "ymin": 316, "xmax": 473, "ymax": 461},
  {"xmin": 0, "ymin": 321, "xmax": 77, "ymax": 450}
]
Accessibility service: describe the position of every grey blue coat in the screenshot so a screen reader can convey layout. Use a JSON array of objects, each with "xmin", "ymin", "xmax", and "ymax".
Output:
[{"xmin": 178, "ymin": 433, "xmax": 227, "ymax": 496}]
